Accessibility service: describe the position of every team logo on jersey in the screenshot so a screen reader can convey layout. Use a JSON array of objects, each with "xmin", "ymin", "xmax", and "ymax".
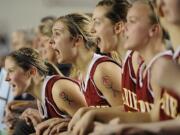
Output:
[
  {"xmin": 123, "ymin": 88, "xmax": 153, "ymax": 112},
  {"xmin": 160, "ymin": 91, "xmax": 180, "ymax": 118},
  {"xmin": 123, "ymin": 88, "xmax": 138, "ymax": 110}
]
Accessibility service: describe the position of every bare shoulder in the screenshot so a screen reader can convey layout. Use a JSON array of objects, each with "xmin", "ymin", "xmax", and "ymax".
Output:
[
  {"xmin": 95, "ymin": 61, "xmax": 121, "ymax": 75},
  {"xmin": 51, "ymin": 78, "xmax": 84, "ymax": 116},
  {"xmin": 93, "ymin": 60, "xmax": 122, "ymax": 95},
  {"xmin": 52, "ymin": 78, "xmax": 80, "ymax": 94}
]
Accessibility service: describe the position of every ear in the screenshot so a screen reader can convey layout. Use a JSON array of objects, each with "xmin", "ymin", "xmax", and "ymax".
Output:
[
  {"xmin": 30, "ymin": 67, "xmax": 37, "ymax": 75},
  {"xmin": 114, "ymin": 21, "xmax": 125, "ymax": 34},
  {"xmin": 26, "ymin": 66, "xmax": 37, "ymax": 78},
  {"xmin": 149, "ymin": 24, "xmax": 160, "ymax": 37},
  {"xmin": 73, "ymin": 35, "xmax": 84, "ymax": 47}
]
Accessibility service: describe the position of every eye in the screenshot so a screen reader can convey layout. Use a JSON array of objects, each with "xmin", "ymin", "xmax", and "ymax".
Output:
[
  {"xmin": 94, "ymin": 20, "xmax": 101, "ymax": 26},
  {"xmin": 127, "ymin": 19, "xmax": 136, "ymax": 24},
  {"xmin": 8, "ymin": 69, "xmax": 14, "ymax": 74},
  {"xmin": 55, "ymin": 32, "xmax": 61, "ymax": 36},
  {"xmin": 52, "ymin": 31, "xmax": 61, "ymax": 37}
]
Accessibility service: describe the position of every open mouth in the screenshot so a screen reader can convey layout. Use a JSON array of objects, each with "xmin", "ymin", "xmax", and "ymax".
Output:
[
  {"xmin": 9, "ymin": 82, "xmax": 16, "ymax": 88},
  {"xmin": 54, "ymin": 49, "xmax": 62, "ymax": 62},
  {"xmin": 11, "ymin": 84, "xmax": 16, "ymax": 91},
  {"xmin": 12, "ymin": 84, "xmax": 16, "ymax": 88}
]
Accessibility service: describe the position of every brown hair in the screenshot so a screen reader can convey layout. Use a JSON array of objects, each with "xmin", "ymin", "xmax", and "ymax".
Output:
[
  {"xmin": 54, "ymin": 13, "xmax": 97, "ymax": 78},
  {"xmin": 96, "ymin": 0, "xmax": 130, "ymax": 64},
  {"xmin": 96, "ymin": 0, "xmax": 130, "ymax": 23},
  {"xmin": 55, "ymin": 13, "xmax": 96, "ymax": 50},
  {"xmin": 7, "ymin": 47, "xmax": 60, "ymax": 76}
]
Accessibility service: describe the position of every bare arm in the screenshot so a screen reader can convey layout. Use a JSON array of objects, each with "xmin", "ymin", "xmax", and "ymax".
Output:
[
  {"xmin": 152, "ymin": 57, "xmax": 180, "ymax": 96},
  {"xmin": 94, "ymin": 62, "xmax": 123, "ymax": 106},
  {"xmin": 52, "ymin": 79, "xmax": 87, "ymax": 117},
  {"xmin": 35, "ymin": 79, "xmax": 87, "ymax": 135},
  {"xmin": 4, "ymin": 100, "xmax": 37, "ymax": 129},
  {"xmin": 6, "ymin": 100, "xmax": 37, "ymax": 113},
  {"xmin": 119, "ymin": 118, "xmax": 180, "ymax": 133},
  {"xmin": 70, "ymin": 89, "xmax": 164, "ymax": 135},
  {"xmin": 90, "ymin": 107, "xmax": 151, "ymax": 123},
  {"xmin": 71, "ymin": 107, "xmax": 151, "ymax": 135},
  {"xmin": 89, "ymin": 118, "xmax": 180, "ymax": 135}
]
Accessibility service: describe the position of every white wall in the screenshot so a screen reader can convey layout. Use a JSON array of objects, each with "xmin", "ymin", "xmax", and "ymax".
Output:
[{"xmin": 0, "ymin": 0, "xmax": 98, "ymax": 36}]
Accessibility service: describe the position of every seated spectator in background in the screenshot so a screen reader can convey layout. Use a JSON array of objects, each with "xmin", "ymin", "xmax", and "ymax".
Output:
[{"xmin": 11, "ymin": 29, "xmax": 35, "ymax": 51}]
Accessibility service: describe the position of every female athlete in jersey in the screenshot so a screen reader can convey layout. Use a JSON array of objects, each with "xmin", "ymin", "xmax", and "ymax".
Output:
[
  {"xmin": 5, "ymin": 48, "xmax": 87, "ymax": 135},
  {"xmin": 90, "ymin": 0, "xmax": 180, "ymax": 135},
  {"xmin": 51, "ymin": 12, "xmax": 123, "ymax": 135}
]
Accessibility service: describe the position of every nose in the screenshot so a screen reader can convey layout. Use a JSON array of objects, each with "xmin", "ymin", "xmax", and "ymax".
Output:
[
  {"xmin": 5, "ymin": 72, "xmax": 10, "ymax": 82},
  {"xmin": 90, "ymin": 23, "xmax": 96, "ymax": 34},
  {"xmin": 124, "ymin": 22, "xmax": 128, "ymax": 32},
  {"xmin": 49, "ymin": 37, "xmax": 55, "ymax": 48}
]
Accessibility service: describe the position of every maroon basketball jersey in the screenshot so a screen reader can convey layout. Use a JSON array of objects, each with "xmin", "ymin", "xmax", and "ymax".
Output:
[
  {"xmin": 38, "ymin": 75, "xmax": 79, "ymax": 119},
  {"xmin": 136, "ymin": 51, "xmax": 173, "ymax": 112},
  {"xmin": 159, "ymin": 48, "xmax": 180, "ymax": 120},
  {"xmin": 81, "ymin": 53, "xmax": 121, "ymax": 107},
  {"xmin": 160, "ymin": 90, "xmax": 180, "ymax": 120},
  {"xmin": 136, "ymin": 61, "xmax": 154, "ymax": 112},
  {"xmin": 122, "ymin": 51, "xmax": 139, "ymax": 112}
]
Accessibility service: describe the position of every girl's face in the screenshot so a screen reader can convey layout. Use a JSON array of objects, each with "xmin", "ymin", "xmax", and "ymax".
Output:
[
  {"xmin": 39, "ymin": 35, "xmax": 57, "ymax": 63},
  {"xmin": 51, "ymin": 21, "xmax": 77, "ymax": 64},
  {"xmin": 156, "ymin": 0, "xmax": 180, "ymax": 25},
  {"xmin": 124, "ymin": 3, "xmax": 153, "ymax": 51},
  {"xmin": 5, "ymin": 57, "xmax": 30, "ymax": 97},
  {"xmin": 91, "ymin": 6, "xmax": 120, "ymax": 53}
]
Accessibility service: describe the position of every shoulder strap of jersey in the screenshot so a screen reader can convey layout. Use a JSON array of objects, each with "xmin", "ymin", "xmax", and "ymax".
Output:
[{"xmin": 90, "ymin": 56, "xmax": 121, "ymax": 78}]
